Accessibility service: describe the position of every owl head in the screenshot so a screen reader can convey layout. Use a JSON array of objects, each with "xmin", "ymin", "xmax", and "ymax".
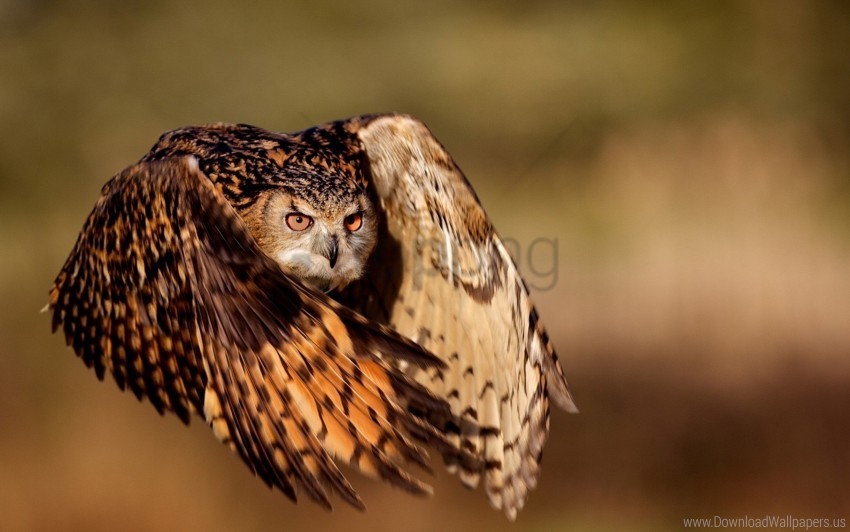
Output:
[{"xmin": 242, "ymin": 167, "xmax": 378, "ymax": 292}]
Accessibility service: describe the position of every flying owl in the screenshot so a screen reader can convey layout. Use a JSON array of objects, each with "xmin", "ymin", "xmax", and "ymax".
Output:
[{"xmin": 49, "ymin": 113, "xmax": 577, "ymax": 520}]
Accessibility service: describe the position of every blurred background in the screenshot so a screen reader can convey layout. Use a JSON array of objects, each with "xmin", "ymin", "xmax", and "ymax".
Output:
[{"xmin": 1, "ymin": 1, "xmax": 849, "ymax": 530}]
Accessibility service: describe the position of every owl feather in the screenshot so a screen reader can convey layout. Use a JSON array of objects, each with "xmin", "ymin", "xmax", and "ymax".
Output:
[
  {"xmin": 49, "ymin": 156, "xmax": 473, "ymax": 510},
  {"xmin": 337, "ymin": 115, "xmax": 577, "ymax": 520}
]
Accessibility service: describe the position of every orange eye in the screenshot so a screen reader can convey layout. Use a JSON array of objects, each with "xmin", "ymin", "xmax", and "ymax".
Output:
[
  {"xmin": 285, "ymin": 213, "xmax": 313, "ymax": 231},
  {"xmin": 344, "ymin": 212, "xmax": 363, "ymax": 232}
]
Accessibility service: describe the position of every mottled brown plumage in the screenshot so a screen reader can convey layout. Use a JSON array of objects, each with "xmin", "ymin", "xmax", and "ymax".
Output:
[{"xmin": 49, "ymin": 113, "xmax": 576, "ymax": 520}]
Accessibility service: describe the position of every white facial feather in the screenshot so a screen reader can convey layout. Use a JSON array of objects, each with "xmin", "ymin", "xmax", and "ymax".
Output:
[{"xmin": 257, "ymin": 190, "xmax": 377, "ymax": 292}]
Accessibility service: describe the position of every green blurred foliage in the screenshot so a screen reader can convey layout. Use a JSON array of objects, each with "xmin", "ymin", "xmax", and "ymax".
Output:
[{"xmin": 1, "ymin": 1, "xmax": 849, "ymax": 531}]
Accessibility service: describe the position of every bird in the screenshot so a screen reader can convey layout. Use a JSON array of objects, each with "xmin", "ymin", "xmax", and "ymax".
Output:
[{"xmin": 48, "ymin": 113, "xmax": 577, "ymax": 520}]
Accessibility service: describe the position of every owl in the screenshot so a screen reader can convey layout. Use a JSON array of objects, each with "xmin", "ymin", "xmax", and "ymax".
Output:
[{"xmin": 49, "ymin": 114, "xmax": 577, "ymax": 520}]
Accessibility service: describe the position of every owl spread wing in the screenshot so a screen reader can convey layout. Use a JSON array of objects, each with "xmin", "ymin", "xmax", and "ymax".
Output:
[
  {"xmin": 49, "ymin": 156, "xmax": 475, "ymax": 510},
  {"xmin": 339, "ymin": 114, "xmax": 578, "ymax": 520}
]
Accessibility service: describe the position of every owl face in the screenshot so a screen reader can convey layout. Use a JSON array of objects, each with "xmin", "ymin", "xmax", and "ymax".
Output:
[{"xmin": 251, "ymin": 188, "xmax": 378, "ymax": 292}]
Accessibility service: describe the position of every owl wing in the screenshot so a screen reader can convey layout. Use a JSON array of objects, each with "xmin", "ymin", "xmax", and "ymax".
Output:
[
  {"xmin": 338, "ymin": 114, "xmax": 578, "ymax": 520},
  {"xmin": 49, "ymin": 156, "xmax": 474, "ymax": 510}
]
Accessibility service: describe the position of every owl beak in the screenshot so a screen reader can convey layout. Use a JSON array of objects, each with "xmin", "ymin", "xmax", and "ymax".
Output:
[{"xmin": 326, "ymin": 236, "xmax": 339, "ymax": 269}]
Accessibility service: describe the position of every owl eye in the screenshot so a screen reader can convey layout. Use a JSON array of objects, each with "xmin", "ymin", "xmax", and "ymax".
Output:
[
  {"xmin": 344, "ymin": 212, "xmax": 363, "ymax": 232},
  {"xmin": 285, "ymin": 213, "xmax": 313, "ymax": 231}
]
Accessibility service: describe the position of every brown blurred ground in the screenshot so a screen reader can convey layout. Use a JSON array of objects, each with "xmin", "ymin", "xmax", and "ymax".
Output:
[{"xmin": 1, "ymin": 1, "xmax": 849, "ymax": 531}]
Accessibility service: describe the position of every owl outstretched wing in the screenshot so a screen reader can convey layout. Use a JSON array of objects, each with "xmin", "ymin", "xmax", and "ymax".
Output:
[
  {"xmin": 337, "ymin": 114, "xmax": 578, "ymax": 520},
  {"xmin": 49, "ymin": 156, "xmax": 475, "ymax": 510}
]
